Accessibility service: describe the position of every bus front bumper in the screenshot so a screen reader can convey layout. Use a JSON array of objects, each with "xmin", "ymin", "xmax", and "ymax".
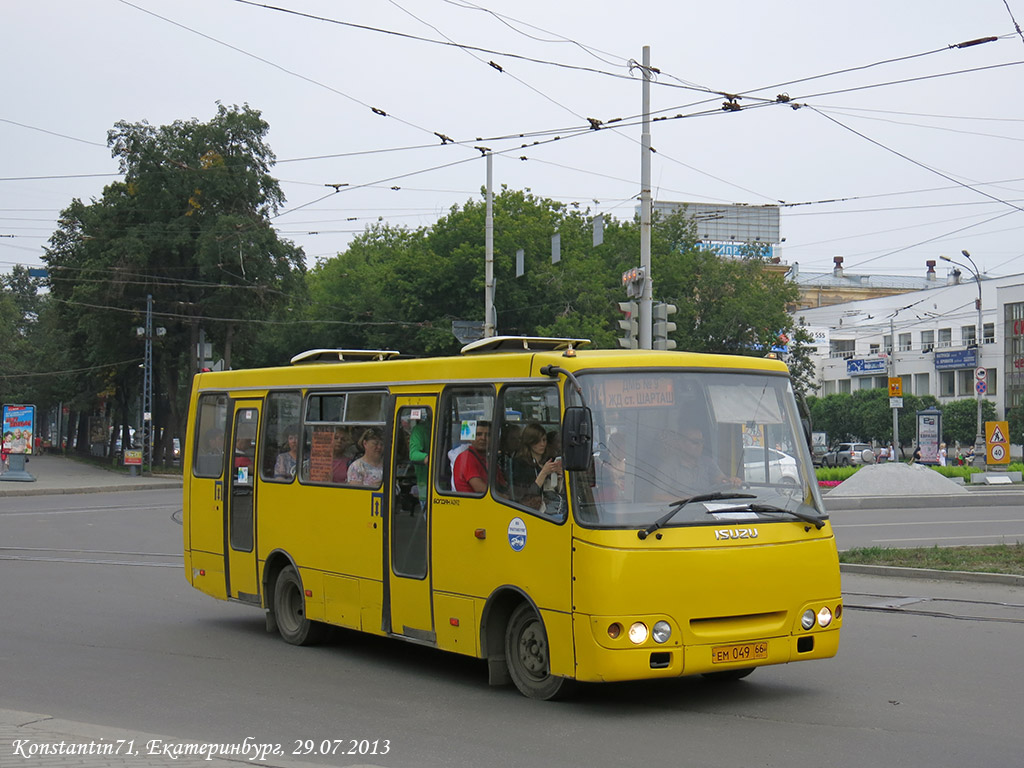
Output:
[{"xmin": 572, "ymin": 615, "xmax": 840, "ymax": 683}]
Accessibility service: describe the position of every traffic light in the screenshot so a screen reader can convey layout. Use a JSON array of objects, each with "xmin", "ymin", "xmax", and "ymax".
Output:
[
  {"xmin": 653, "ymin": 302, "xmax": 677, "ymax": 350},
  {"xmin": 617, "ymin": 300, "xmax": 638, "ymax": 349}
]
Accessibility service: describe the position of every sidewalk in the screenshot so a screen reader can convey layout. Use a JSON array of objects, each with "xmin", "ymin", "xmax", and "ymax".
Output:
[{"xmin": 0, "ymin": 453, "xmax": 181, "ymax": 497}]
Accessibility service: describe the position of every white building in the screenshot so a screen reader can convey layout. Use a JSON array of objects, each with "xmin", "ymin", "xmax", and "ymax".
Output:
[{"xmin": 794, "ymin": 270, "xmax": 1024, "ymax": 419}]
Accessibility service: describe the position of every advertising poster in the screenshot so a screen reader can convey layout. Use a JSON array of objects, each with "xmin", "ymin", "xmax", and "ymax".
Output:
[
  {"xmin": 916, "ymin": 411, "xmax": 940, "ymax": 464},
  {"xmin": 2, "ymin": 404, "xmax": 36, "ymax": 455}
]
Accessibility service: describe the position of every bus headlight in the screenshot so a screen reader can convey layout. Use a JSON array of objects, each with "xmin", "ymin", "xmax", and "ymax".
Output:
[
  {"xmin": 628, "ymin": 622, "xmax": 649, "ymax": 644},
  {"xmin": 652, "ymin": 621, "xmax": 672, "ymax": 644},
  {"xmin": 817, "ymin": 606, "xmax": 833, "ymax": 628},
  {"xmin": 801, "ymin": 609, "xmax": 815, "ymax": 630}
]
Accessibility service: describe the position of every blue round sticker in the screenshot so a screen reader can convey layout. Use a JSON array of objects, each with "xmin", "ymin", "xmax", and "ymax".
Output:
[{"xmin": 507, "ymin": 517, "xmax": 527, "ymax": 552}]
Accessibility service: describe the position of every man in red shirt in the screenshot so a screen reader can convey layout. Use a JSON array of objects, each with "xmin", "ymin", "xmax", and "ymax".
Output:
[{"xmin": 453, "ymin": 421, "xmax": 492, "ymax": 493}]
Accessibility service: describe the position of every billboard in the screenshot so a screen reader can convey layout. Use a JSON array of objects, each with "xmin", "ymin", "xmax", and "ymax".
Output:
[
  {"xmin": 2, "ymin": 404, "xmax": 36, "ymax": 455},
  {"xmin": 652, "ymin": 201, "xmax": 780, "ymax": 245}
]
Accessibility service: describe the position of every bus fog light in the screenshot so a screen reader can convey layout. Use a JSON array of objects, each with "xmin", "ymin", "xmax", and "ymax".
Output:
[
  {"xmin": 607, "ymin": 622, "xmax": 622, "ymax": 640},
  {"xmin": 628, "ymin": 622, "xmax": 649, "ymax": 644},
  {"xmin": 652, "ymin": 621, "xmax": 672, "ymax": 644},
  {"xmin": 817, "ymin": 606, "xmax": 833, "ymax": 627},
  {"xmin": 801, "ymin": 609, "xmax": 815, "ymax": 630}
]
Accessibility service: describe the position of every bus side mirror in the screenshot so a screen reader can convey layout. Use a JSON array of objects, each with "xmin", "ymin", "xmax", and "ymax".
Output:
[{"xmin": 562, "ymin": 406, "xmax": 593, "ymax": 471}]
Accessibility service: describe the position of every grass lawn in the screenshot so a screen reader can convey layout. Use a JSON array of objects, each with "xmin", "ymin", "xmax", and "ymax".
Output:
[{"xmin": 839, "ymin": 543, "xmax": 1024, "ymax": 576}]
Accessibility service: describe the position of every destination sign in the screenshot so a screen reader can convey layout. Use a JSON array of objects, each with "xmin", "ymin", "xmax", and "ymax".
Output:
[{"xmin": 599, "ymin": 377, "xmax": 675, "ymax": 408}]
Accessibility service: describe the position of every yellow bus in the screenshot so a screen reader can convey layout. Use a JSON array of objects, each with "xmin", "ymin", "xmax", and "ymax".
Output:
[{"xmin": 183, "ymin": 337, "xmax": 842, "ymax": 699}]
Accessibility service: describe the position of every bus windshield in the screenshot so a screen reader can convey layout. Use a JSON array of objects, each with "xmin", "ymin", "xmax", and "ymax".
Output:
[{"xmin": 570, "ymin": 369, "xmax": 824, "ymax": 529}]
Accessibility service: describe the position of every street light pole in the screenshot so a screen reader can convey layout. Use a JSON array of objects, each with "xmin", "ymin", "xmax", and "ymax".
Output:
[{"xmin": 940, "ymin": 252, "xmax": 985, "ymax": 470}]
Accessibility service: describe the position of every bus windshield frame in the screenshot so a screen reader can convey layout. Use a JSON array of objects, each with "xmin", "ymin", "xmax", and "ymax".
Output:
[{"xmin": 568, "ymin": 368, "xmax": 825, "ymax": 530}]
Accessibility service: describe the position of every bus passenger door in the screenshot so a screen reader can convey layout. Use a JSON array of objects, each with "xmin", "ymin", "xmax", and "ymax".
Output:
[
  {"xmin": 388, "ymin": 398, "xmax": 435, "ymax": 641},
  {"xmin": 226, "ymin": 401, "xmax": 260, "ymax": 604}
]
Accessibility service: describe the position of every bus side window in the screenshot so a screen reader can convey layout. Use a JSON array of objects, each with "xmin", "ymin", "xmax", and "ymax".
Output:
[
  {"xmin": 437, "ymin": 387, "xmax": 494, "ymax": 495},
  {"xmin": 494, "ymin": 385, "xmax": 563, "ymax": 518},
  {"xmin": 261, "ymin": 391, "xmax": 302, "ymax": 483},
  {"xmin": 193, "ymin": 394, "xmax": 228, "ymax": 479}
]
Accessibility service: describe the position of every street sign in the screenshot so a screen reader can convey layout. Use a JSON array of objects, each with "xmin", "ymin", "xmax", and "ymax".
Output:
[
  {"xmin": 975, "ymin": 367, "xmax": 987, "ymax": 380},
  {"xmin": 888, "ymin": 377, "xmax": 902, "ymax": 397},
  {"xmin": 889, "ymin": 397, "xmax": 903, "ymax": 409},
  {"xmin": 976, "ymin": 380, "xmax": 987, "ymax": 395},
  {"xmin": 986, "ymin": 420, "xmax": 1010, "ymax": 465}
]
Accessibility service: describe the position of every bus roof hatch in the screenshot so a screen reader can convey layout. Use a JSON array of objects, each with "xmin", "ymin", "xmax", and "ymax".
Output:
[
  {"xmin": 290, "ymin": 349, "xmax": 401, "ymax": 365},
  {"xmin": 459, "ymin": 336, "xmax": 591, "ymax": 355}
]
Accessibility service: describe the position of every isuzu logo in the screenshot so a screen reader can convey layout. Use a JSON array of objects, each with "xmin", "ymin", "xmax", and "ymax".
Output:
[{"xmin": 715, "ymin": 527, "xmax": 759, "ymax": 540}]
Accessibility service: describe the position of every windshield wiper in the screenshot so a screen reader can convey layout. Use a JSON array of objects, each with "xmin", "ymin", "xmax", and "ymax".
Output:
[
  {"xmin": 709, "ymin": 503, "xmax": 826, "ymax": 530},
  {"xmin": 638, "ymin": 492, "xmax": 755, "ymax": 540}
]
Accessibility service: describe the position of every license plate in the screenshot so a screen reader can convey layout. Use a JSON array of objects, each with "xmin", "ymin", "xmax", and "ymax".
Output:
[{"xmin": 711, "ymin": 641, "xmax": 769, "ymax": 664}]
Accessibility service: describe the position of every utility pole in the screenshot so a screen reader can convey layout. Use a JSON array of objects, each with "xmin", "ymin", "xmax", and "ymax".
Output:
[
  {"xmin": 638, "ymin": 45, "xmax": 653, "ymax": 350},
  {"xmin": 941, "ymin": 252, "xmax": 986, "ymax": 470},
  {"xmin": 889, "ymin": 316, "xmax": 900, "ymax": 454},
  {"xmin": 484, "ymin": 152, "xmax": 495, "ymax": 338},
  {"xmin": 142, "ymin": 294, "xmax": 153, "ymax": 474}
]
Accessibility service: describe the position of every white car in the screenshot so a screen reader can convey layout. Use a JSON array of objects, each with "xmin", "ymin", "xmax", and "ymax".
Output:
[{"xmin": 743, "ymin": 446, "xmax": 799, "ymax": 485}]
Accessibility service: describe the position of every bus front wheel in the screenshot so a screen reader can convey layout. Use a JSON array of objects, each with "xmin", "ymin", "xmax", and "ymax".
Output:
[
  {"xmin": 273, "ymin": 565, "xmax": 325, "ymax": 646},
  {"xmin": 504, "ymin": 603, "xmax": 573, "ymax": 700}
]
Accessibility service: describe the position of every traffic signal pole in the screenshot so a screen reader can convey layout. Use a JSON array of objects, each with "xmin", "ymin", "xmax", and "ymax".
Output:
[{"xmin": 638, "ymin": 45, "xmax": 653, "ymax": 350}]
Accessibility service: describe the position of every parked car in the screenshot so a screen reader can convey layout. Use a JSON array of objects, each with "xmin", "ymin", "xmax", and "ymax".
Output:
[
  {"xmin": 822, "ymin": 442, "xmax": 874, "ymax": 468},
  {"xmin": 743, "ymin": 446, "xmax": 799, "ymax": 484}
]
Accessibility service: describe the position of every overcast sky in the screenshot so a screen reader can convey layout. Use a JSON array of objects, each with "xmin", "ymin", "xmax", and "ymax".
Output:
[{"xmin": 4, "ymin": 0, "xmax": 1024, "ymax": 282}]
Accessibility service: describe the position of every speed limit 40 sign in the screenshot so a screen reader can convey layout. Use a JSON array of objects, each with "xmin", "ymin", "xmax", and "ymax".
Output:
[{"xmin": 986, "ymin": 421, "xmax": 1010, "ymax": 465}]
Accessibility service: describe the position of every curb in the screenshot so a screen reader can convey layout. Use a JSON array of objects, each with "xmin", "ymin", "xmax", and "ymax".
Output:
[
  {"xmin": 0, "ymin": 481, "xmax": 182, "ymax": 498},
  {"xmin": 840, "ymin": 562, "xmax": 1024, "ymax": 587}
]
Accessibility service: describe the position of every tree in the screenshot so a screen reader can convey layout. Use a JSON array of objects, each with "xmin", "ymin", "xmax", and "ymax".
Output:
[
  {"xmin": 941, "ymin": 397, "xmax": 996, "ymax": 446},
  {"xmin": 303, "ymin": 188, "xmax": 626, "ymax": 357},
  {"xmin": 305, "ymin": 195, "xmax": 800, "ymax": 359},
  {"xmin": 651, "ymin": 210, "xmax": 799, "ymax": 355},
  {"xmin": 43, "ymin": 103, "xmax": 305, "ymax": 459}
]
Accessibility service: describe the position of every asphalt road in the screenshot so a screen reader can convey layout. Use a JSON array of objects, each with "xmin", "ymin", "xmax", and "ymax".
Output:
[
  {"xmin": 2, "ymin": 489, "xmax": 1024, "ymax": 768},
  {"xmin": 829, "ymin": 502, "xmax": 1024, "ymax": 550}
]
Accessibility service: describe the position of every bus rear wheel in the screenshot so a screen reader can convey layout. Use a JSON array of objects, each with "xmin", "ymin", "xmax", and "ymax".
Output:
[
  {"xmin": 273, "ymin": 565, "xmax": 325, "ymax": 646},
  {"xmin": 504, "ymin": 603, "xmax": 573, "ymax": 700}
]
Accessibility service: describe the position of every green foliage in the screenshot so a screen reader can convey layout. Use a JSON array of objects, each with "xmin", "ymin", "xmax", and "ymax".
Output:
[
  {"xmin": 815, "ymin": 465, "xmax": 861, "ymax": 482},
  {"xmin": 807, "ymin": 390, "xmax": 942, "ymax": 447},
  {"xmin": 42, "ymin": 103, "xmax": 305, "ymax": 447},
  {"xmin": 839, "ymin": 543, "xmax": 1024, "ymax": 575},
  {"xmin": 940, "ymin": 397, "xmax": 997, "ymax": 445},
  {"xmin": 302, "ymin": 197, "xmax": 800, "ymax": 361}
]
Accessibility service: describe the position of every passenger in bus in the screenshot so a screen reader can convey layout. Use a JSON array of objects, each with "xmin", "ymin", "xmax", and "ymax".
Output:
[
  {"xmin": 408, "ymin": 420, "xmax": 431, "ymax": 506},
  {"xmin": 233, "ymin": 436, "xmax": 254, "ymax": 469},
  {"xmin": 347, "ymin": 428, "xmax": 385, "ymax": 487},
  {"xmin": 544, "ymin": 428, "xmax": 562, "ymax": 463},
  {"xmin": 664, "ymin": 425, "xmax": 741, "ymax": 497},
  {"xmin": 331, "ymin": 426, "xmax": 353, "ymax": 483},
  {"xmin": 273, "ymin": 426, "xmax": 299, "ymax": 479},
  {"xmin": 453, "ymin": 420, "xmax": 493, "ymax": 494},
  {"xmin": 511, "ymin": 422, "xmax": 562, "ymax": 511}
]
